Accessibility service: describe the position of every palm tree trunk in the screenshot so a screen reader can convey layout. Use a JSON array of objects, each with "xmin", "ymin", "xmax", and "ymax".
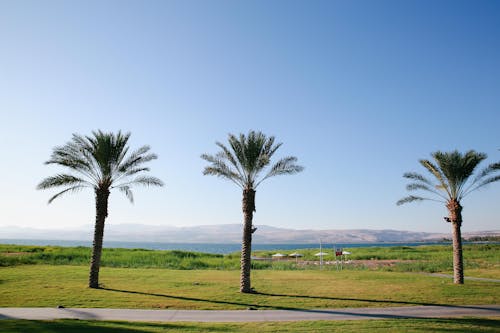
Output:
[
  {"xmin": 447, "ymin": 199, "xmax": 464, "ymax": 284},
  {"xmin": 240, "ymin": 188, "xmax": 255, "ymax": 293},
  {"xmin": 89, "ymin": 188, "xmax": 109, "ymax": 288}
]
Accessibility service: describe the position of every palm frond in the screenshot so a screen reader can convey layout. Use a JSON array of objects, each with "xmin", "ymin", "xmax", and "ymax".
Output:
[
  {"xmin": 45, "ymin": 148, "xmax": 86, "ymax": 169},
  {"xmin": 476, "ymin": 174, "xmax": 500, "ymax": 188},
  {"xmin": 462, "ymin": 162, "xmax": 500, "ymax": 196},
  {"xmin": 264, "ymin": 137, "xmax": 282, "ymax": 158},
  {"xmin": 122, "ymin": 167, "xmax": 151, "ymax": 177},
  {"xmin": 126, "ymin": 176, "xmax": 164, "ymax": 187},
  {"xmin": 396, "ymin": 195, "xmax": 444, "ymax": 205},
  {"xmin": 463, "ymin": 175, "xmax": 500, "ymax": 197},
  {"xmin": 37, "ymin": 174, "xmax": 89, "ymax": 190},
  {"xmin": 405, "ymin": 183, "xmax": 447, "ymax": 200},
  {"xmin": 200, "ymin": 153, "xmax": 217, "ymax": 164},
  {"xmin": 397, "ymin": 195, "xmax": 423, "ymax": 205},
  {"xmin": 202, "ymin": 163, "xmax": 244, "ymax": 188},
  {"xmin": 118, "ymin": 146, "xmax": 156, "ymax": 172},
  {"xmin": 242, "ymin": 131, "xmax": 266, "ymax": 173},
  {"xmin": 201, "ymin": 152, "xmax": 245, "ymax": 187},
  {"xmin": 402, "ymin": 172, "xmax": 434, "ymax": 186},
  {"xmin": 215, "ymin": 149, "xmax": 246, "ymax": 182},
  {"xmin": 475, "ymin": 163, "xmax": 500, "ymax": 181},
  {"xmin": 52, "ymin": 136, "xmax": 102, "ymax": 181},
  {"xmin": 228, "ymin": 134, "xmax": 247, "ymax": 176},
  {"xmin": 215, "ymin": 141, "xmax": 244, "ymax": 178},
  {"xmin": 47, "ymin": 185, "xmax": 87, "ymax": 204},
  {"xmin": 118, "ymin": 185, "xmax": 134, "ymax": 203},
  {"xmin": 406, "ymin": 183, "xmax": 428, "ymax": 191},
  {"xmin": 256, "ymin": 156, "xmax": 304, "ymax": 187},
  {"xmin": 419, "ymin": 159, "xmax": 452, "ymax": 198}
]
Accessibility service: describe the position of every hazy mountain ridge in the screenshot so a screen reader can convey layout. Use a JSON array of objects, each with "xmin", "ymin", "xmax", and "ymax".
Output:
[{"xmin": 1, "ymin": 224, "xmax": 499, "ymax": 244}]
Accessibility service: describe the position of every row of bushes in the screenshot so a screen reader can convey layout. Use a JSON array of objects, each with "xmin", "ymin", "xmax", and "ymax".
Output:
[{"xmin": 1, "ymin": 243, "xmax": 498, "ymax": 272}]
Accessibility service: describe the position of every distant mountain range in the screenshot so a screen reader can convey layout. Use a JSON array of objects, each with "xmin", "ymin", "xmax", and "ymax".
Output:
[{"xmin": 1, "ymin": 224, "xmax": 499, "ymax": 244}]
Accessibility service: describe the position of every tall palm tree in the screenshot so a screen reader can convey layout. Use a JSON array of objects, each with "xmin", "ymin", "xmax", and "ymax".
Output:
[
  {"xmin": 397, "ymin": 150, "xmax": 500, "ymax": 284},
  {"xmin": 37, "ymin": 130, "xmax": 164, "ymax": 288},
  {"xmin": 201, "ymin": 131, "xmax": 303, "ymax": 293}
]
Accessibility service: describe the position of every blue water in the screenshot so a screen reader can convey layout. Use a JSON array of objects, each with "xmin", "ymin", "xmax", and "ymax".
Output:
[{"xmin": 0, "ymin": 239, "xmax": 453, "ymax": 254}]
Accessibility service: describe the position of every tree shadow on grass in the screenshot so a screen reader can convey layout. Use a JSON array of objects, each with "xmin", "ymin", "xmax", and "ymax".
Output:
[
  {"xmin": 101, "ymin": 287, "xmax": 498, "ymax": 313},
  {"xmin": 100, "ymin": 287, "xmax": 490, "ymax": 319},
  {"xmin": 254, "ymin": 291, "xmax": 498, "ymax": 311},
  {"xmin": 101, "ymin": 287, "xmax": 299, "ymax": 311},
  {"xmin": 100, "ymin": 287, "xmax": 402, "ymax": 318},
  {"xmin": 0, "ymin": 319, "xmax": 227, "ymax": 333}
]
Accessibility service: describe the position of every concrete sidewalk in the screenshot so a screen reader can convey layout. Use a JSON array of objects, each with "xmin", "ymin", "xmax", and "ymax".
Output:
[{"xmin": 1, "ymin": 305, "xmax": 499, "ymax": 322}]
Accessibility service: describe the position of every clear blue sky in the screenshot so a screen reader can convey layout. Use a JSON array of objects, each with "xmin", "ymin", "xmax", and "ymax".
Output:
[{"xmin": 1, "ymin": 0, "xmax": 499, "ymax": 234}]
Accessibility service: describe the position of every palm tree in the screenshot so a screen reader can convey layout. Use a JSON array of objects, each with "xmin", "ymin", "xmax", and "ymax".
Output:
[
  {"xmin": 37, "ymin": 130, "xmax": 164, "ymax": 288},
  {"xmin": 201, "ymin": 131, "xmax": 303, "ymax": 293},
  {"xmin": 397, "ymin": 150, "xmax": 500, "ymax": 284}
]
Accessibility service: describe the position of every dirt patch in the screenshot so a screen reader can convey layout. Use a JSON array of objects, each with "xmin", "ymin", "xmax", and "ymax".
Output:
[
  {"xmin": 296, "ymin": 259, "xmax": 415, "ymax": 268},
  {"xmin": 0, "ymin": 252, "xmax": 29, "ymax": 257},
  {"xmin": 351, "ymin": 259, "xmax": 415, "ymax": 268}
]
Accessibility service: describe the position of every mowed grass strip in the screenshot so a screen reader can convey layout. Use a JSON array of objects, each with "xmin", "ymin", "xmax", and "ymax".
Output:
[
  {"xmin": 0, "ymin": 265, "xmax": 498, "ymax": 309},
  {"xmin": 1, "ymin": 318, "xmax": 500, "ymax": 333}
]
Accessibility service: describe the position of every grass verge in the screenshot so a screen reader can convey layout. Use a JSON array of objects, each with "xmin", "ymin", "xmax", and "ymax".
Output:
[{"xmin": 1, "ymin": 318, "xmax": 499, "ymax": 333}]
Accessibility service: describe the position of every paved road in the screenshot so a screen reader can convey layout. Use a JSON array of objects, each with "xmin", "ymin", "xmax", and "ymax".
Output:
[{"xmin": 1, "ymin": 305, "xmax": 499, "ymax": 322}]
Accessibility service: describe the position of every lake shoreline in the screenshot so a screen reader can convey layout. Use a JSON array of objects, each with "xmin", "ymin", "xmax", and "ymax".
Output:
[{"xmin": 0, "ymin": 238, "xmax": 465, "ymax": 254}]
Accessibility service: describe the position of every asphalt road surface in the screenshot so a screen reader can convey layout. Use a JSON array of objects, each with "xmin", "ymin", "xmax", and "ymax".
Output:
[{"xmin": 1, "ymin": 305, "xmax": 499, "ymax": 322}]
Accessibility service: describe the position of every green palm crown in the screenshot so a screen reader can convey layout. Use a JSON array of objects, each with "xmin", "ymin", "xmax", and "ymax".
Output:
[
  {"xmin": 37, "ymin": 130, "xmax": 164, "ymax": 203},
  {"xmin": 397, "ymin": 150, "xmax": 500, "ymax": 205},
  {"xmin": 201, "ymin": 130, "xmax": 304, "ymax": 189}
]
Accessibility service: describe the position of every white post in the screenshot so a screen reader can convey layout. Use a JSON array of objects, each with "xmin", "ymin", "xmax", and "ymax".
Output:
[
  {"xmin": 319, "ymin": 239, "xmax": 323, "ymax": 270},
  {"xmin": 334, "ymin": 244, "xmax": 338, "ymax": 271}
]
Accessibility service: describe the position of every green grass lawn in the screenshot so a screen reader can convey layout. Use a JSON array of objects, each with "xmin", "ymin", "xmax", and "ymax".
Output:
[
  {"xmin": 1, "ymin": 318, "xmax": 499, "ymax": 333},
  {"xmin": 0, "ymin": 265, "xmax": 498, "ymax": 309}
]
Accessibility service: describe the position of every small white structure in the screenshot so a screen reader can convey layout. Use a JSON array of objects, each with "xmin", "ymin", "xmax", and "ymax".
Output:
[
  {"xmin": 272, "ymin": 253, "xmax": 286, "ymax": 260},
  {"xmin": 289, "ymin": 252, "xmax": 303, "ymax": 263},
  {"xmin": 315, "ymin": 252, "xmax": 329, "ymax": 269}
]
